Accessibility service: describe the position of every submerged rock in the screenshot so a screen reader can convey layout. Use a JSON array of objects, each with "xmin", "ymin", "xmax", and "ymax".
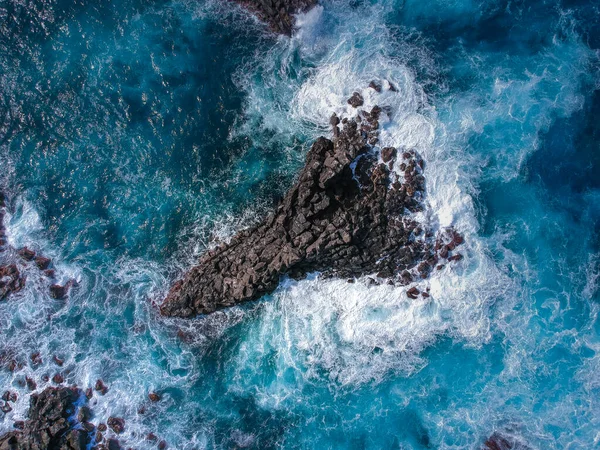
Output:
[{"xmin": 232, "ymin": 0, "xmax": 318, "ymax": 35}]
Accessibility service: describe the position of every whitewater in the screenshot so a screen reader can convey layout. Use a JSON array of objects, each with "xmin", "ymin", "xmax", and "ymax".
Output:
[{"xmin": 0, "ymin": 0, "xmax": 599, "ymax": 448}]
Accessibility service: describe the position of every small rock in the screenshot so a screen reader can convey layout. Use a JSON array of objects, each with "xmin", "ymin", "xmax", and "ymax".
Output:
[
  {"xmin": 406, "ymin": 286, "xmax": 420, "ymax": 299},
  {"xmin": 107, "ymin": 417, "xmax": 125, "ymax": 434},
  {"xmin": 13, "ymin": 420, "xmax": 25, "ymax": 430},
  {"xmin": 97, "ymin": 423, "xmax": 108, "ymax": 432},
  {"xmin": 388, "ymin": 81, "xmax": 398, "ymax": 92},
  {"xmin": 448, "ymin": 254, "xmax": 463, "ymax": 262},
  {"xmin": 34, "ymin": 256, "xmax": 51, "ymax": 270},
  {"xmin": 329, "ymin": 113, "xmax": 340, "ymax": 127},
  {"xmin": 85, "ymin": 388, "xmax": 93, "ymax": 399},
  {"xmin": 380, "ymin": 147, "xmax": 397, "ymax": 163},
  {"xmin": 30, "ymin": 352, "xmax": 42, "ymax": 366},
  {"xmin": 158, "ymin": 440, "xmax": 168, "ymax": 450},
  {"xmin": 49, "ymin": 283, "xmax": 69, "ymax": 300},
  {"xmin": 147, "ymin": 433, "xmax": 158, "ymax": 442},
  {"xmin": 17, "ymin": 247, "xmax": 35, "ymax": 261},
  {"xmin": 78, "ymin": 405, "xmax": 92, "ymax": 422},
  {"xmin": 26, "ymin": 377, "xmax": 37, "ymax": 391},
  {"xmin": 148, "ymin": 392, "xmax": 161, "ymax": 402},
  {"xmin": 44, "ymin": 269, "xmax": 55, "ymax": 278},
  {"xmin": 94, "ymin": 379, "xmax": 108, "ymax": 395},
  {"xmin": 1, "ymin": 402, "xmax": 12, "ymax": 413},
  {"xmin": 347, "ymin": 92, "xmax": 364, "ymax": 108},
  {"xmin": 52, "ymin": 373, "xmax": 64, "ymax": 384},
  {"xmin": 53, "ymin": 355, "xmax": 64, "ymax": 366},
  {"xmin": 368, "ymin": 80, "xmax": 382, "ymax": 92}
]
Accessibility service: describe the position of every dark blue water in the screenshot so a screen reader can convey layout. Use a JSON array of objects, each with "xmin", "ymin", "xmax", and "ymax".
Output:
[{"xmin": 1, "ymin": 0, "xmax": 599, "ymax": 448}]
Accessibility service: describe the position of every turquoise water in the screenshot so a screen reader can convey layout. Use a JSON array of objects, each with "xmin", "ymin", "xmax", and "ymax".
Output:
[{"xmin": 0, "ymin": 0, "xmax": 599, "ymax": 448}]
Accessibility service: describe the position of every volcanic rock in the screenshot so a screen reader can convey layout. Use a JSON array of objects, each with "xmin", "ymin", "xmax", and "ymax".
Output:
[
  {"xmin": 35, "ymin": 256, "xmax": 51, "ymax": 270},
  {"xmin": 107, "ymin": 417, "xmax": 125, "ymax": 434},
  {"xmin": 49, "ymin": 280, "xmax": 76, "ymax": 299},
  {"xmin": 162, "ymin": 113, "xmax": 430, "ymax": 317},
  {"xmin": 347, "ymin": 92, "xmax": 364, "ymax": 108},
  {"xmin": 17, "ymin": 247, "xmax": 35, "ymax": 261},
  {"xmin": 0, "ymin": 387, "xmax": 86, "ymax": 449},
  {"xmin": 0, "ymin": 264, "xmax": 25, "ymax": 301},
  {"xmin": 232, "ymin": 0, "xmax": 318, "ymax": 35}
]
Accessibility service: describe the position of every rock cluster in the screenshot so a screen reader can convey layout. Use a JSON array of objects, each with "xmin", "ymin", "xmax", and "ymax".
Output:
[
  {"xmin": 161, "ymin": 87, "xmax": 464, "ymax": 318},
  {"xmin": 233, "ymin": 0, "xmax": 318, "ymax": 35},
  {"xmin": 0, "ymin": 191, "xmax": 76, "ymax": 302},
  {"xmin": 0, "ymin": 387, "xmax": 124, "ymax": 450}
]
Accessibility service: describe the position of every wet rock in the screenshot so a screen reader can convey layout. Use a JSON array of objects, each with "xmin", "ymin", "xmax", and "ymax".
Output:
[
  {"xmin": 448, "ymin": 254, "xmax": 463, "ymax": 262},
  {"xmin": 53, "ymin": 355, "xmax": 64, "ymax": 366},
  {"xmin": 34, "ymin": 255, "xmax": 51, "ymax": 270},
  {"xmin": 107, "ymin": 417, "xmax": 125, "ymax": 434},
  {"xmin": 329, "ymin": 113, "xmax": 340, "ymax": 127},
  {"xmin": 347, "ymin": 92, "xmax": 364, "ymax": 108},
  {"xmin": 107, "ymin": 438, "xmax": 123, "ymax": 450},
  {"xmin": 49, "ymin": 280, "xmax": 76, "ymax": 300},
  {"xmin": 368, "ymin": 80, "xmax": 382, "ymax": 92},
  {"xmin": 0, "ymin": 264, "xmax": 26, "ymax": 300},
  {"xmin": 161, "ymin": 115, "xmax": 429, "ymax": 318},
  {"xmin": 78, "ymin": 406, "xmax": 92, "ymax": 423},
  {"xmin": 44, "ymin": 269, "xmax": 56, "ymax": 278},
  {"xmin": 94, "ymin": 379, "xmax": 108, "ymax": 395},
  {"xmin": 2, "ymin": 391, "xmax": 17, "ymax": 403},
  {"xmin": 85, "ymin": 388, "xmax": 93, "ymax": 399},
  {"xmin": 1, "ymin": 402, "xmax": 12, "ymax": 413},
  {"xmin": 52, "ymin": 373, "xmax": 64, "ymax": 384},
  {"xmin": 30, "ymin": 352, "xmax": 42, "ymax": 366},
  {"xmin": 406, "ymin": 286, "xmax": 420, "ymax": 299},
  {"xmin": 483, "ymin": 432, "xmax": 528, "ymax": 450},
  {"xmin": 0, "ymin": 387, "xmax": 90, "ymax": 450},
  {"xmin": 13, "ymin": 421, "xmax": 24, "ymax": 430},
  {"xmin": 148, "ymin": 392, "xmax": 161, "ymax": 402},
  {"xmin": 231, "ymin": 0, "xmax": 318, "ymax": 35},
  {"xmin": 17, "ymin": 247, "xmax": 35, "ymax": 261},
  {"xmin": 147, "ymin": 433, "xmax": 158, "ymax": 442},
  {"xmin": 97, "ymin": 423, "xmax": 108, "ymax": 432},
  {"xmin": 26, "ymin": 377, "xmax": 37, "ymax": 391},
  {"xmin": 158, "ymin": 440, "xmax": 168, "ymax": 450},
  {"xmin": 381, "ymin": 147, "xmax": 397, "ymax": 163}
]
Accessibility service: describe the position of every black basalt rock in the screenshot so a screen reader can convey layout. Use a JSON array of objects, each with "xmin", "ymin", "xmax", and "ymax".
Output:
[
  {"xmin": 233, "ymin": 0, "xmax": 318, "ymax": 35},
  {"xmin": 161, "ymin": 108, "xmax": 432, "ymax": 318},
  {"xmin": 0, "ymin": 387, "xmax": 125, "ymax": 450}
]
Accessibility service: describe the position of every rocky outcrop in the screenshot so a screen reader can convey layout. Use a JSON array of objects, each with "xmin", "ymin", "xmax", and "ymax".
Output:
[
  {"xmin": 0, "ymin": 387, "xmax": 127, "ymax": 450},
  {"xmin": 233, "ymin": 0, "xmax": 318, "ymax": 35},
  {"xmin": 0, "ymin": 191, "xmax": 77, "ymax": 302},
  {"xmin": 161, "ymin": 90, "xmax": 464, "ymax": 318},
  {"xmin": 0, "ymin": 387, "xmax": 101, "ymax": 450}
]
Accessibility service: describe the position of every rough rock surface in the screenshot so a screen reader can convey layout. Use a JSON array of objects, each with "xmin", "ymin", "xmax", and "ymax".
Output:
[
  {"xmin": 161, "ymin": 92, "xmax": 464, "ymax": 318},
  {"xmin": 233, "ymin": 0, "xmax": 318, "ymax": 35},
  {"xmin": 483, "ymin": 432, "xmax": 531, "ymax": 450},
  {"xmin": 0, "ymin": 387, "xmax": 126, "ymax": 450}
]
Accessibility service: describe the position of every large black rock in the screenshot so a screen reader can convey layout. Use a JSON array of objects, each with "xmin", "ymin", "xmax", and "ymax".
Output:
[
  {"xmin": 233, "ymin": 0, "xmax": 318, "ymax": 35},
  {"xmin": 160, "ymin": 107, "xmax": 438, "ymax": 318}
]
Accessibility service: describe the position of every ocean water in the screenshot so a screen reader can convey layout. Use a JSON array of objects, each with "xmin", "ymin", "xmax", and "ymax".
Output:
[{"xmin": 0, "ymin": 0, "xmax": 599, "ymax": 448}]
